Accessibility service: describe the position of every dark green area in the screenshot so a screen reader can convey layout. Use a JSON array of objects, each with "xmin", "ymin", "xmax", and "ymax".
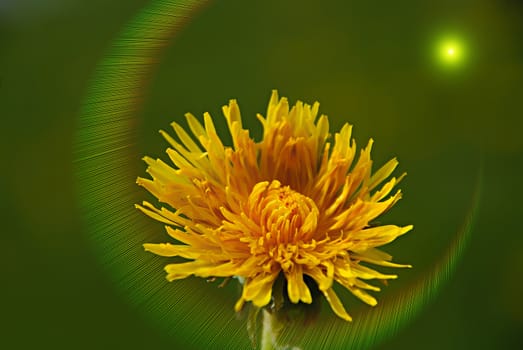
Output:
[{"xmin": 1, "ymin": 0, "xmax": 522, "ymax": 348}]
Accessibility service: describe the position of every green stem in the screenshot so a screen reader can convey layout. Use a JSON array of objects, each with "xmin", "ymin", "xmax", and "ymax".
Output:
[{"xmin": 261, "ymin": 310, "xmax": 276, "ymax": 350}]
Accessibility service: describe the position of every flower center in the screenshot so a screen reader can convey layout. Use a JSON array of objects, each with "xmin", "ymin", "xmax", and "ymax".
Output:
[{"xmin": 245, "ymin": 180, "xmax": 319, "ymax": 270}]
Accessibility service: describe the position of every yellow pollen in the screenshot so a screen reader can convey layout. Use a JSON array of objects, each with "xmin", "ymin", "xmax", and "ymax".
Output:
[{"xmin": 246, "ymin": 180, "xmax": 319, "ymax": 262}]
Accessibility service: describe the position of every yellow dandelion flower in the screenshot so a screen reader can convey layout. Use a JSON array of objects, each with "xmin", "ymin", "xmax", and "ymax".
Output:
[{"xmin": 137, "ymin": 90, "xmax": 413, "ymax": 322}]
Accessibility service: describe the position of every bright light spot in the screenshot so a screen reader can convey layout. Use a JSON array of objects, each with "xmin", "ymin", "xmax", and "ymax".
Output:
[{"xmin": 435, "ymin": 36, "xmax": 466, "ymax": 69}]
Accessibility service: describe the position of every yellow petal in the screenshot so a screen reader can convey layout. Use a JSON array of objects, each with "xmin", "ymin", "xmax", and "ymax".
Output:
[
  {"xmin": 135, "ymin": 202, "xmax": 176, "ymax": 225},
  {"xmin": 322, "ymin": 288, "xmax": 352, "ymax": 322},
  {"xmin": 348, "ymin": 286, "xmax": 378, "ymax": 306},
  {"xmin": 244, "ymin": 272, "xmax": 279, "ymax": 308},
  {"xmin": 143, "ymin": 243, "xmax": 185, "ymax": 257},
  {"xmin": 351, "ymin": 248, "xmax": 412, "ymax": 268},
  {"xmin": 171, "ymin": 121, "xmax": 202, "ymax": 153},
  {"xmin": 367, "ymin": 157, "xmax": 399, "ymax": 192},
  {"xmin": 184, "ymin": 113, "xmax": 206, "ymax": 145},
  {"xmin": 285, "ymin": 265, "xmax": 312, "ymax": 304},
  {"xmin": 355, "ymin": 224, "xmax": 413, "ymax": 247},
  {"xmin": 351, "ymin": 263, "xmax": 398, "ymax": 280},
  {"xmin": 306, "ymin": 266, "xmax": 333, "ymax": 291},
  {"xmin": 234, "ymin": 297, "xmax": 245, "ymax": 312}
]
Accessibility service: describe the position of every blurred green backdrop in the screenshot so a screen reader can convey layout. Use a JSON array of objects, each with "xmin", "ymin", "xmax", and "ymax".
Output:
[{"xmin": 1, "ymin": 0, "xmax": 522, "ymax": 349}]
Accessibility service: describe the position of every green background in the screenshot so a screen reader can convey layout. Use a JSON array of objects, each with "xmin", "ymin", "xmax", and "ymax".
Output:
[{"xmin": 2, "ymin": 0, "xmax": 522, "ymax": 348}]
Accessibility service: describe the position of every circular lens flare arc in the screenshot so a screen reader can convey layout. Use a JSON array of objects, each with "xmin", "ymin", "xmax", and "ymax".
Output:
[{"xmin": 74, "ymin": 1, "xmax": 481, "ymax": 348}]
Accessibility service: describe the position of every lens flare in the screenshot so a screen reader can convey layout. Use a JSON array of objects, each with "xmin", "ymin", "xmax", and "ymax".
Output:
[
  {"xmin": 436, "ymin": 37, "xmax": 466, "ymax": 67},
  {"xmin": 75, "ymin": 2, "xmax": 480, "ymax": 348}
]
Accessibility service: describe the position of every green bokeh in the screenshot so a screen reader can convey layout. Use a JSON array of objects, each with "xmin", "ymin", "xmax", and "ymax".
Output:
[{"xmin": 2, "ymin": 0, "xmax": 522, "ymax": 349}]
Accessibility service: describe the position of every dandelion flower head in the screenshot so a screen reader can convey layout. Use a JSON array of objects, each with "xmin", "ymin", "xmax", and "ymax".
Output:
[{"xmin": 137, "ymin": 90, "xmax": 413, "ymax": 321}]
